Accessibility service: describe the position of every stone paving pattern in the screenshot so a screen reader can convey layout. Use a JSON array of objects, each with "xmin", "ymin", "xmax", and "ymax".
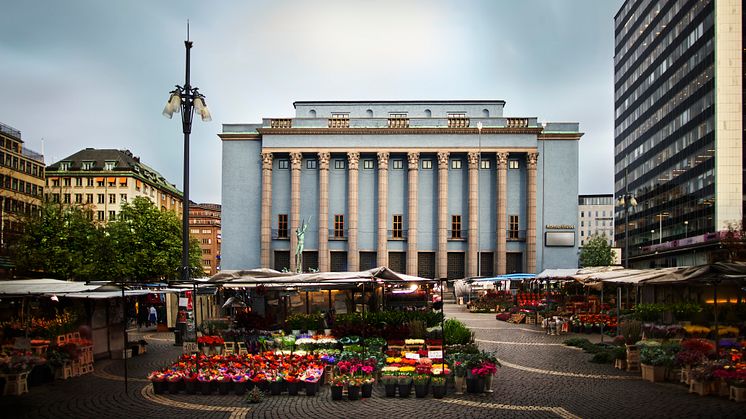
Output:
[{"xmin": 1, "ymin": 304, "xmax": 742, "ymax": 418}]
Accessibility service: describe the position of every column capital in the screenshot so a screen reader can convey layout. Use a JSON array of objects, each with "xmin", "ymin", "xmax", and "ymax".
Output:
[
  {"xmin": 497, "ymin": 152, "xmax": 509, "ymax": 169},
  {"xmin": 318, "ymin": 152, "xmax": 331, "ymax": 170},
  {"xmin": 467, "ymin": 151, "xmax": 480, "ymax": 169},
  {"xmin": 347, "ymin": 151, "xmax": 360, "ymax": 170},
  {"xmin": 377, "ymin": 152, "xmax": 390, "ymax": 168},
  {"xmin": 527, "ymin": 152, "xmax": 539, "ymax": 169},
  {"xmin": 290, "ymin": 152, "xmax": 303, "ymax": 170},
  {"xmin": 407, "ymin": 152, "xmax": 420, "ymax": 170},
  {"xmin": 261, "ymin": 152, "xmax": 273, "ymax": 170},
  {"xmin": 437, "ymin": 151, "xmax": 450, "ymax": 169}
]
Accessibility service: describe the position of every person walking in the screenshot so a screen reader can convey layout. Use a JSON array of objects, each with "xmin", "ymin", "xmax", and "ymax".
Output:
[{"xmin": 148, "ymin": 305, "xmax": 158, "ymax": 327}]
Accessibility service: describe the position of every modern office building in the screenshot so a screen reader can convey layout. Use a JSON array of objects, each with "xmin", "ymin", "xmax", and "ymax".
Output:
[
  {"xmin": 45, "ymin": 148, "xmax": 183, "ymax": 222},
  {"xmin": 578, "ymin": 194, "xmax": 615, "ymax": 247},
  {"xmin": 614, "ymin": 0, "xmax": 743, "ymax": 267},
  {"xmin": 190, "ymin": 202, "xmax": 221, "ymax": 276},
  {"xmin": 0, "ymin": 122, "xmax": 45, "ymax": 252},
  {"xmin": 221, "ymin": 100, "xmax": 583, "ymax": 278}
]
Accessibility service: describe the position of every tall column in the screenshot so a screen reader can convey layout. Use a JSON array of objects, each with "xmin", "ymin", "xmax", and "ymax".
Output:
[
  {"xmin": 437, "ymin": 151, "xmax": 449, "ymax": 279},
  {"xmin": 467, "ymin": 151, "xmax": 479, "ymax": 278},
  {"xmin": 260, "ymin": 152, "xmax": 273, "ymax": 268},
  {"xmin": 496, "ymin": 152, "xmax": 509, "ymax": 275},
  {"xmin": 406, "ymin": 152, "xmax": 419, "ymax": 275},
  {"xmin": 289, "ymin": 151, "xmax": 303, "ymax": 273},
  {"xmin": 377, "ymin": 152, "xmax": 390, "ymax": 268},
  {"xmin": 347, "ymin": 152, "xmax": 360, "ymax": 271},
  {"xmin": 318, "ymin": 152, "xmax": 331, "ymax": 272},
  {"xmin": 526, "ymin": 152, "xmax": 539, "ymax": 273}
]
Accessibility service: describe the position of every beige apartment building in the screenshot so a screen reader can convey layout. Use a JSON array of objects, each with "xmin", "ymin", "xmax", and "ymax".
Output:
[{"xmin": 189, "ymin": 203, "xmax": 221, "ymax": 276}]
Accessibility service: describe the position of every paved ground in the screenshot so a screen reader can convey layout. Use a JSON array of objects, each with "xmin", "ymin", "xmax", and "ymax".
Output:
[{"xmin": 1, "ymin": 304, "xmax": 742, "ymax": 418}]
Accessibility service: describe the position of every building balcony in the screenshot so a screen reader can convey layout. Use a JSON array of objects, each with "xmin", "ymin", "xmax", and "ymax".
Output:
[
  {"xmin": 447, "ymin": 117, "xmax": 470, "ymax": 128},
  {"xmin": 387, "ymin": 117, "xmax": 410, "ymax": 129}
]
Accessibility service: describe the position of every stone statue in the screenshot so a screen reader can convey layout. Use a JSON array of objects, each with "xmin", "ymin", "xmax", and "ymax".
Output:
[{"xmin": 295, "ymin": 216, "xmax": 310, "ymax": 272}]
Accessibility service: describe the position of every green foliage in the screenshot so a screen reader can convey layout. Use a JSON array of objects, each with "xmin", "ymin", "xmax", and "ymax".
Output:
[
  {"xmin": 578, "ymin": 234, "xmax": 614, "ymax": 267},
  {"xmin": 633, "ymin": 303, "xmax": 665, "ymax": 322},
  {"xmin": 640, "ymin": 343, "xmax": 680, "ymax": 367},
  {"xmin": 13, "ymin": 198, "xmax": 201, "ymax": 282},
  {"xmin": 443, "ymin": 319, "xmax": 474, "ymax": 345}
]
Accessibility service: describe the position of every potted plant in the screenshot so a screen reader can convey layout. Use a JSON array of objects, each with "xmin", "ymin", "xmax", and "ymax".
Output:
[
  {"xmin": 285, "ymin": 374, "xmax": 300, "ymax": 396},
  {"xmin": 640, "ymin": 343, "xmax": 676, "ymax": 383},
  {"xmin": 198, "ymin": 373, "xmax": 213, "ymax": 395},
  {"xmin": 449, "ymin": 354, "xmax": 467, "ymax": 395},
  {"xmin": 431, "ymin": 375, "xmax": 447, "ymax": 399},
  {"xmin": 413, "ymin": 374, "xmax": 430, "ymax": 398},
  {"xmin": 233, "ymin": 374, "xmax": 248, "ymax": 395},
  {"xmin": 184, "ymin": 372, "xmax": 198, "ymax": 395},
  {"xmin": 361, "ymin": 372, "xmax": 375, "ymax": 398},
  {"xmin": 268, "ymin": 374, "xmax": 283, "ymax": 395},
  {"xmin": 167, "ymin": 372, "xmax": 183, "ymax": 394},
  {"xmin": 148, "ymin": 371, "xmax": 167, "ymax": 394}
]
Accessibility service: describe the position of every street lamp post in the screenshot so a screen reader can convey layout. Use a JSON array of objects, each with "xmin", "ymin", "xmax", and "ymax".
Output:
[
  {"xmin": 616, "ymin": 194, "xmax": 637, "ymax": 268},
  {"xmin": 655, "ymin": 212, "xmax": 669, "ymax": 244},
  {"xmin": 477, "ymin": 122, "xmax": 482, "ymax": 277},
  {"xmin": 162, "ymin": 32, "xmax": 212, "ymax": 341}
]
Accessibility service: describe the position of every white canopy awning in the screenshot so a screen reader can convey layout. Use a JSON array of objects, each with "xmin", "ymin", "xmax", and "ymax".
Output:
[{"xmin": 0, "ymin": 278, "xmax": 101, "ymax": 296}]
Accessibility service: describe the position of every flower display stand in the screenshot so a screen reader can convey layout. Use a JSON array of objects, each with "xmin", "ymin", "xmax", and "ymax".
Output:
[
  {"xmin": 680, "ymin": 365, "xmax": 691, "ymax": 385},
  {"xmin": 625, "ymin": 345, "xmax": 640, "ymax": 372},
  {"xmin": 1, "ymin": 372, "xmax": 29, "ymax": 396},
  {"xmin": 730, "ymin": 386, "xmax": 746, "ymax": 402},
  {"xmin": 689, "ymin": 380, "xmax": 711, "ymax": 396},
  {"xmin": 641, "ymin": 364, "xmax": 665, "ymax": 383}
]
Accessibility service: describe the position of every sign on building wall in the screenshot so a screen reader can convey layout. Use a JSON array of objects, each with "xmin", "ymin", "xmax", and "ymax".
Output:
[{"xmin": 545, "ymin": 232, "xmax": 575, "ymax": 247}]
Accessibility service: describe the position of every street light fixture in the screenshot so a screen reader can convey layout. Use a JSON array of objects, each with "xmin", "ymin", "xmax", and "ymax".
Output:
[
  {"xmin": 684, "ymin": 220, "xmax": 689, "ymax": 238},
  {"xmin": 162, "ymin": 31, "xmax": 211, "ymax": 340},
  {"xmin": 616, "ymin": 194, "xmax": 637, "ymax": 268},
  {"xmin": 655, "ymin": 212, "xmax": 670, "ymax": 244}
]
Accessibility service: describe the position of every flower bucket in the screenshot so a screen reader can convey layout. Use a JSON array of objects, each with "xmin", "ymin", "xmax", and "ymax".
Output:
[
  {"xmin": 466, "ymin": 377, "xmax": 485, "ymax": 394},
  {"xmin": 641, "ymin": 364, "xmax": 665, "ymax": 383},
  {"xmin": 167, "ymin": 379, "xmax": 182, "ymax": 394},
  {"xmin": 152, "ymin": 381, "xmax": 166, "ymax": 394},
  {"xmin": 269, "ymin": 381, "xmax": 282, "ymax": 395},
  {"xmin": 485, "ymin": 374, "xmax": 494, "ymax": 393},
  {"xmin": 185, "ymin": 380, "xmax": 198, "ymax": 395},
  {"xmin": 287, "ymin": 381, "xmax": 300, "ymax": 396},
  {"xmin": 218, "ymin": 380, "xmax": 232, "ymax": 395},
  {"xmin": 234, "ymin": 381, "xmax": 247, "ymax": 396},
  {"xmin": 398, "ymin": 383, "xmax": 412, "ymax": 398},
  {"xmin": 361, "ymin": 383, "xmax": 373, "ymax": 398},
  {"xmin": 347, "ymin": 385, "xmax": 361, "ymax": 401},
  {"xmin": 199, "ymin": 380, "xmax": 213, "ymax": 395},
  {"xmin": 331, "ymin": 385, "xmax": 343, "ymax": 400},
  {"xmin": 384, "ymin": 384, "xmax": 397, "ymax": 397},
  {"xmin": 414, "ymin": 384, "xmax": 428, "ymax": 398},
  {"xmin": 305, "ymin": 381, "xmax": 318, "ymax": 396},
  {"xmin": 689, "ymin": 380, "xmax": 711, "ymax": 396},
  {"xmin": 432, "ymin": 385, "xmax": 446, "ymax": 399}
]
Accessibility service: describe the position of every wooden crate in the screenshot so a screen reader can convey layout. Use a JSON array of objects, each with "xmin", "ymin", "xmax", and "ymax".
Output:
[
  {"xmin": 79, "ymin": 363, "xmax": 94, "ymax": 375},
  {"xmin": 1, "ymin": 372, "xmax": 29, "ymax": 396},
  {"xmin": 731, "ymin": 386, "xmax": 746, "ymax": 402}
]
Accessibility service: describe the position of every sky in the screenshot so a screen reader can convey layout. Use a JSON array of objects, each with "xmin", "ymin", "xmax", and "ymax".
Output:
[{"xmin": 0, "ymin": 0, "xmax": 625, "ymax": 204}]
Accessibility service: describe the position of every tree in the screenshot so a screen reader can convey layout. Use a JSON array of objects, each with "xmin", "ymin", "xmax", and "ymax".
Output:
[
  {"xmin": 13, "ymin": 203, "xmax": 102, "ymax": 280},
  {"xmin": 106, "ymin": 197, "xmax": 202, "ymax": 282},
  {"xmin": 579, "ymin": 234, "xmax": 614, "ymax": 267}
]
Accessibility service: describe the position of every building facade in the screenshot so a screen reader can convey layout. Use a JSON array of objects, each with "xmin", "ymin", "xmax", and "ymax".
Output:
[
  {"xmin": 614, "ymin": 0, "xmax": 744, "ymax": 267},
  {"xmin": 578, "ymin": 194, "xmax": 615, "ymax": 247},
  {"xmin": 0, "ymin": 122, "xmax": 45, "ymax": 251},
  {"xmin": 45, "ymin": 149, "xmax": 183, "ymax": 222},
  {"xmin": 221, "ymin": 100, "xmax": 582, "ymax": 278},
  {"xmin": 189, "ymin": 202, "xmax": 221, "ymax": 276}
]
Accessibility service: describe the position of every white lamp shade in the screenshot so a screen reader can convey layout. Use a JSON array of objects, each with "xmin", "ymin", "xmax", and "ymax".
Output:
[
  {"xmin": 162, "ymin": 93, "xmax": 181, "ymax": 118},
  {"xmin": 629, "ymin": 197, "xmax": 637, "ymax": 207},
  {"xmin": 194, "ymin": 97, "xmax": 212, "ymax": 122}
]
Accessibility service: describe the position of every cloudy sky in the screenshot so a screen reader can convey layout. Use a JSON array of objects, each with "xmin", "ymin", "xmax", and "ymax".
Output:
[{"xmin": 1, "ymin": 0, "xmax": 624, "ymax": 204}]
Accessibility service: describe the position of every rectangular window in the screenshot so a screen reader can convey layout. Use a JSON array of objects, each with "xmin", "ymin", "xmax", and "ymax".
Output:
[
  {"xmin": 104, "ymin": 161, "xmax": 115, "ymax": 171},
  {"xmin": 451, "ymin": 215, "xmax": 462, "ymax": 239},
  {"xmin": 97, "ymin": 210, "xmax": 105, "ymax": 221},
  {"xmin": 75, "ymin": 177, "xmax": 83, "ymax": 187},
  {"xmin": 108, "ymin": 178, "xmax": 116, "ymax": 187},
  {"xmin": 63, "ymin": 193, "xmax": 71, "ymax": 204},
  {"xmin": 334, "ymin": 159, "xmax": 345, "ymax": 169},
  {"xmin": 87, "ymin": 178, "xmax": 94, "ymax": 187},
  {"xmin": 392, "ymin": 214, "xmax": 403, "ymax": 239},
  {"xmin": 421, "ymin": 159, "xmax": 432, "ymax": 169},
  {"xmin": 480, "ymin": 159, "xmax": 491, "ymax": 169},
  {"xmin": 97, "ymin": 194, "xmax": 105, "ymax": 204},
  {"xmin": 278, "ymin": 159, "xmax": 289, "ymax": 169},
  {"xmin": 109, "ymin": 194, "xmax": 116, "ymax": 204},
  {"xmin": 202, "ymin": 248, "xmax": 211, "ymax": 255},
  {"xmin": 51, "ymin": 179, "xmax": 60, "ymax": 187},
  {"xmin": 119, "ymin": 178, "xmax": 127, "ymax": 187},
  {"xmin": 277, "ymin": 214, "xmax": 288, "ymax": 238},
  {"xmin": 120, "ymin": 194, "xmax": 127, "ymax": 203},
  {"xmin": 109, "ymin": 211, "xmax": 116, "ymax": 220},
  {"xmin": 203, "ymin": 259, "xmax": 212, "ymax": 266},
  {"xmin": 97, "ymin": 179, "xmax": 105, "ymax": 187},
  {"xmin": 75, "ymin": 194, "xmax": 83, "ymax": 204},
  {"xmin": 82, "ymin": 161, "xmax": 93, "ymax": 170},
  {"xmin": 334, "ymin": 214, "xmax": 345, "ymax": 238},
  {"xmin": 63, "ymin": 178, "xmax": 71, "ymax": 187},
  {"xmin": 86, "ymin": 194, "xmax": 93, "ymax": 204},
  {"xmin": 306, "ymin": 159, "xmax": 317, "ymax": 169},
  {"xmin": 451, "ymin": 159, "xmax": 462, "ymax": 169},
  {"xmin": 509, "ymin": 160, "xmax": 519, "ymax": 169},
  {"xmin": 392, "ymin": 159, "xmax": 403, "ymax": 169},
  {"xmin": 509, "ymin": 215, "xmax": 519, "ymax": 239},
  {"xmin": 363, "ymin": 159, "xmax": 374, "ymax": 170}
]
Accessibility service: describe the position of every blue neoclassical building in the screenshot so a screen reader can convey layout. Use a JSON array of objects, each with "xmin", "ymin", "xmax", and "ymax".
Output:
[{"xmin": 220, "ymin": 100, "xmax": 582, "ymax": 278}]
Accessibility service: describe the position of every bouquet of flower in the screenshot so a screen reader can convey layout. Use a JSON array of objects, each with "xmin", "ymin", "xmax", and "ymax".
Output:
[
  {"xmin": 471, "ymin": 361, "xmax": 497, "ymax": 378},
  {"xmin": 412, "ymin": 374, "xmax": 430, "ymax": 385}
]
